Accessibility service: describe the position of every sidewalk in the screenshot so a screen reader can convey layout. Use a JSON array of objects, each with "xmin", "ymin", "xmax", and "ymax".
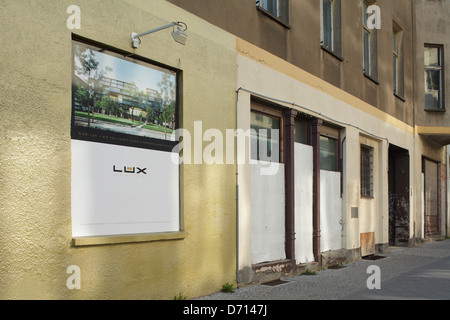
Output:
[{"xmin": 198, "ymin": 239, "xmax": 450, "ymax": 300}]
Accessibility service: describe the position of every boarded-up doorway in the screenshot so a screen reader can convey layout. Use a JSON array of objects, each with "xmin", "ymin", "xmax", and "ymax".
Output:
[
  {"xmin": 250, "ymin": 105, "xmax": 285, "ymax": 265},
  {"xmin": 388, "ymin": 145, "xmax": 410, "ymax": 246},
  {"xmin": 423, "ymin": 158, "xmax": 440, "ymax": 236}
]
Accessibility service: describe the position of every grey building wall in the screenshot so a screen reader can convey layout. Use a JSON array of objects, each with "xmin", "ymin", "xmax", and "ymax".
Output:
[
  {"xmin": 168, "ymin": 0, "xmax": 415, "ymax": 126},
  {"xmin": 414, "ymin": 0, "xmax": 450, "ymax": 133}
]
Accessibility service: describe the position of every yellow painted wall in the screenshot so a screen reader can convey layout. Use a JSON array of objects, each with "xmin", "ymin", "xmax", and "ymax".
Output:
[{"xmin": 0, "ymin": 0, "xmax": 237, "ymax": 299}]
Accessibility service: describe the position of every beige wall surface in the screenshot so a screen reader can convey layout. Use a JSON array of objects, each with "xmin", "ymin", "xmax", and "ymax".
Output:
[
  {"xmin": 235, "ymin": 39, "xmax": 414, "ymax": 269},
  {"xmin": 235, "ymin": 37, "xmax": 447, "ymax": 254},
  {"xmin": 0, "ymin": 0, "xmax": 237, "ymax": 299}
]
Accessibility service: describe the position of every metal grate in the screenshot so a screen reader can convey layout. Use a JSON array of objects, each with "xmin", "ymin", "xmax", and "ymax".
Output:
[
  {"xmin": 362, "ymin": 255, "xmax": 386, "ymax": 261},
  {"xmin": 261, "ymin": 279, "xmax": 289, "ymax": 287},
  {"xmin": 328, "ymin": 265, "xmax": 347, "ymax": 270},
  {"xmin": 361, "ymin": 145, "xmax": 374, "ymax": 198}
]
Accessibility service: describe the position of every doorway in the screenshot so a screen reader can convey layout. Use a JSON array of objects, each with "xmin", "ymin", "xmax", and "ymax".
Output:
[
  {"xmin": 423, "ymin": 158, "xmax": 440, "ymax": 236},
  {"xmin": 250, "ymin": 105, "xmax": 285, "ymax": 265},
  {"xmin": 388, "ymin": 145, "xmax": 410, "ymax": 246}
]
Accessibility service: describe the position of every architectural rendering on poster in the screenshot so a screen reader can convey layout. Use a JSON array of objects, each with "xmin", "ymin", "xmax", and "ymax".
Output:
[{"xmin": 72, "ymin": 41, "xmax": 177, "ymax": 144}]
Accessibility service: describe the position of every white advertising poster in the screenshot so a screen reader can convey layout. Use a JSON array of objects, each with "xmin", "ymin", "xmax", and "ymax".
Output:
[
  {"xmin": 70, "ymin": 40, "xmax": 181, "ymax": 238},
  {"xmin": 71, "ymin": 140, "xmax": 180, "ymax": 238}
]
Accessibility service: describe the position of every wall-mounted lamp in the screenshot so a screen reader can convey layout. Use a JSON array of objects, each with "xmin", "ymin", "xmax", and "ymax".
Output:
[{"xmin": 131, "ymin": 21, "xmax": 188, "ymax": 48}]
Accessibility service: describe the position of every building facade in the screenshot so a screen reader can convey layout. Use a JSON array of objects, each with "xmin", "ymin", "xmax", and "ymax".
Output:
[
  {"xmin": 0, "ymin": 0, "xmax": 238, "ymax": 299},
  {"xmin": 168, "ymin": 0, "xmax": 449, "ymax": 285},
  {"xmin": 448, "ymin": 146, "xmax": 450, "ymax": 237},
  {"xmin": 414, "ymin": 0, "xmax": 450, "ymax": 241},
  {"xmin": 0, "ymin": 0, "xmax": 448, "ymax": 299}
]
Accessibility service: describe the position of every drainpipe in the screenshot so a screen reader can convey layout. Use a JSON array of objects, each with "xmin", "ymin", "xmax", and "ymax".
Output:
[
  {"xmin": 312, "ymin": 118, "xmax": 323, "ymax": 265},
  {"xmin": 283, "ymin": 109, "xmax": 298, "ymax": 262},
  {"xmin": 235, "ymin": 89, "xmax": 240, "ymax": 287}
]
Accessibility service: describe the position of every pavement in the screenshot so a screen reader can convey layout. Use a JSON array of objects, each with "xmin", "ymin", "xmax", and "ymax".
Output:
[{"xmin": 198, "ymin": 239, "xmax": 450, "ymax": 300}]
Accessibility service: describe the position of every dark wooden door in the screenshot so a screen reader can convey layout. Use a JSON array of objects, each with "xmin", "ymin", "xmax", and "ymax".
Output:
[
  {"xmin": 388, "ymin": 147, "xmax": 410, "ymax": 246},
  {"xmin": 424, "ymin": 159, "xmax": 439, "ymax": 235}
]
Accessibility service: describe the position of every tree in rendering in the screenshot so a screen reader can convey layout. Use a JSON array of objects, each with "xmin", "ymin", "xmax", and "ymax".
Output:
[
  {"xmin": 74, "ymin": 45, "xmax": 112, "ymax": 127},
  {"xmin": 157, "ymin": 73, "xmax": 176, "ymax": 139}
]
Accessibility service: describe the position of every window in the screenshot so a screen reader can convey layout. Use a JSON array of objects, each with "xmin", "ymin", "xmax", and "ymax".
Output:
[
  {"xmin": 256, "ymin": 0, "xmax": 290, "ymax": 25},
  {"xmin": 424, "ymin": 45, "xmax": 444, "ymax": 110},
  {"xmin": 321, "ymin": 0, "xmax": 342, "ymax": 57},
  {"xmin": 294, "ymin": 117, "xmax": 309, "ymax": 145},
  {"xmin": 71, "ymin": 40, "xmax": 181, "ymax": 239},
  {"xmin": 320, "ymin": 136, "xmax": 338, "ymax": 171},
  {"xmin": 393, "ymin": 23, "xmax": 404, "ymax": 98},
  {"xmin": 361, "ymin": 145, "xmax": 374, "ymax": 198},
  {"xmin": 251, "ymin": 111, "xmax": 281, "ymax": 162},
  {"xmin": 363, "ymin": 1, "xmax": 378, "ymax": 80}
]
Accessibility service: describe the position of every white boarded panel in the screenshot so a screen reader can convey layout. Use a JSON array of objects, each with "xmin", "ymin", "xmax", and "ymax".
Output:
[
  {"xmin": 251, "ymin": 161, "xmax": 286, "ymax": 264},
  {"xmin": 71, "ymin": 140, "xmax": 180, "ymax": 237},
  {"xmin": 294, "ymin": 143, "xmax": 314, "ymax": 264},
  {"xmin": 320, "ymin": 170, "xmax": 342, "ymax": 252}
]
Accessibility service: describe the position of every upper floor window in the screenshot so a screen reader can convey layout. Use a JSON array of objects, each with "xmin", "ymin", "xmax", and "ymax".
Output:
[
  {"xmin": 363, "ymin": 1, "xmax": 378, "ymax": 80},
  {"xmin": 393, "ymin": 22, "xmax": 404, "ymax": 98},
  {"xmin": 256, "ymin": 0, "xmax": 290, "ymax": 26},
  {"xmin": 321, "ymin": 0, "xmax": 342, "ymax": 58},
  {"xmin": 424, "ymin": 45, "xmax": 445, "ymax": 110}
]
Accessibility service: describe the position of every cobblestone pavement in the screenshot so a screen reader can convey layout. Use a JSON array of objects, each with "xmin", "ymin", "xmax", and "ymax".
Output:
[{"xmin": 198, "ymin": 239, "xmax": 450, "ymax": 300}]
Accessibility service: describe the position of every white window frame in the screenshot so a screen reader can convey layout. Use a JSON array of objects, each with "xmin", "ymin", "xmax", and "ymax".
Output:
[
  {"xmin": 393, "ymin": 23, "xmax": 404, "ymax": 98},
  {"xmin": 424, "ymin": 44, "xmax": 445, "ymax": 110},
  {"xmin": 256, "ymin": 0, "xmax": 290, "ymax": 26},
  {"xmin": 258, "ymin": 0, "xmax": 279, "ymax": 16},
  {"xmin": 363, "ymin": 0, "xmax": 378, "ymax": 80},
  {"xmin": 321, "ymin": 0, "xmax": 342, "ymax": 57}
]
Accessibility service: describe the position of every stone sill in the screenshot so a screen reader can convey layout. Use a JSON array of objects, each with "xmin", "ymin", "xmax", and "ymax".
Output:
[{"xmin": 72, "ymin": 231, "xmax": 186, "ymax": 247}]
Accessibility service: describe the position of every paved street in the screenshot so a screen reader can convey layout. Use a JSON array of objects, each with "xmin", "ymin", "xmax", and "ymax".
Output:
[{"xmin": 199, "ymin": 239, "xmax": 450, "ymax": 300}]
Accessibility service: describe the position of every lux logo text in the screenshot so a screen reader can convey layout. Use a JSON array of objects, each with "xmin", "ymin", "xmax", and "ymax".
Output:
[{"xmin": 113, "ymin": 166, "xmax": 147, "ymax": 175}]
